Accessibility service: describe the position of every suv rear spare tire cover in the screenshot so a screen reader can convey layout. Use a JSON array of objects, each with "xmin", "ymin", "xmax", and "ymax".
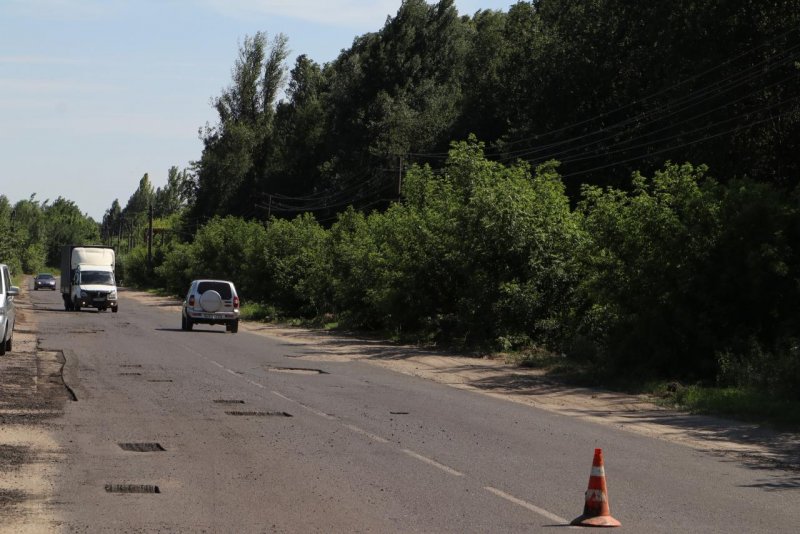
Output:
[{"xmin": 199, "ymin": 290, "xmax": 223, "ymax": 312}]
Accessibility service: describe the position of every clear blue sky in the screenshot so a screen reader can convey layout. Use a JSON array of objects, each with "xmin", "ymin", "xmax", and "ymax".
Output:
[{"xmin": 1, "ymin": 0, "xmax": 517, "ymax": 221}]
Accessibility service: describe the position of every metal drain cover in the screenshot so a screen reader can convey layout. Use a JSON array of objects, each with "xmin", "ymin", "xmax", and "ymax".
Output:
[
  {"xmin": 225, "ymin": 411, "xmax": 292, "ymax": 417},
  {"xmin": 119, "ymin": 443, "xmax": 166, "ymax": 452},
  {"xmin": 104, "ymin": 484, "xmax": 160, "ymax": 494}
]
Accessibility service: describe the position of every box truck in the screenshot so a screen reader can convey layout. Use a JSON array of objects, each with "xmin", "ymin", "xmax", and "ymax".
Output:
[{"xmin": 60, "ymin": 245, "xmax": 118, "ymax": 312}]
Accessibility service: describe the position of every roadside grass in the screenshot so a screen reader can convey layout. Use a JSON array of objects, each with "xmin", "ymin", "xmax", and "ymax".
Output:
[
  {"xmin": 502, "ymin": 346, "xmax": 800, "ymax": 430},
  {"xmin": 239, "ymin": 302, "xmax": 280, "ymax": 322},
  {"xmin": 649, "ymin": 384, "xmax": 800, "ymax": 429},
  {"xmin": 239, "ymin": 302, "xmax": 322, "ymax": 328},
  {"xmin": 144, "ymin": 287, "xmax": 175, "ymax": 297}
]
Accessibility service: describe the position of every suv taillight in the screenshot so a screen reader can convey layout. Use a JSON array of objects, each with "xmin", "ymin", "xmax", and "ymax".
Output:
[
  {"xmin": 233, "ymin": 296, "xmax": 239, "ymax": 309},
  {"xmin": 189, "ymin": 295, "xmax": 195, "ymax": 306}
]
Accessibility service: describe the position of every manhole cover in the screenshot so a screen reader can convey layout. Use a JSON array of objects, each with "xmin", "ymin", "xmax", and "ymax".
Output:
[
  {"xmin": 214, "ymin": 400, "xmax": 245, "ymax": 404},
  {"xmin": 266, "ymin": 366, "xmax": 327, "ymax": 375},
  {"xmin": 104, "ymin": 484, "xmax": 160, "ymax": 494},
  {"xmin": 225, "ymin": 411, "xmax": 292, "ymax": 417},
  {"xmin": 119, "ymin": 443, "xmax": 166, "ymax": 452}
]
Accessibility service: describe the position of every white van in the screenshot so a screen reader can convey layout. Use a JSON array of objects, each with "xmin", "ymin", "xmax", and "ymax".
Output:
[{"xmin": 0, "ymin": 263, "xmax": 20, "ymax": 355}]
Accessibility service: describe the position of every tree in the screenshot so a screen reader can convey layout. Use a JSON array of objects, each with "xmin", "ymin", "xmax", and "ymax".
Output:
[
  {"xmin": 102, "ymin": 199, "xmax": 122, "ymax": 245},
  {"xmin": 192, "ymin": 32, "xmax": 289, "ymax": 221},
  {"xmin": 154, "ymin": 166, "xmax": 190, "ymax": 218},
  {"xmin": 42, "ymin": 197, "xmax": 99, "ymax": 266}
]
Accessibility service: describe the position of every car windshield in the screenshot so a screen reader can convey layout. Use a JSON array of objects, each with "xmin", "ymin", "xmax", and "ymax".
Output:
[
  {"xmin": 197, "ymin": 281, "xmax": 233, "ymax": 299},
  {"xmin": 37, "ymin": 273, "xmax": 54, "ymax": 279},
  {"xmin": 81, "ymin": 271, "xmax": 115, "ymax": 285}
]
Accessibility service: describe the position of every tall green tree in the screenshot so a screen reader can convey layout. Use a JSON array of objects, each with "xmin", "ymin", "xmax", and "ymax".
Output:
[
  {"xmin": 154, "ymin": 166, "xmax": 190, "ymax": 218},
  {"xmin": 192, "ymin": 32, "xmax": 289, "ymax": 221}
]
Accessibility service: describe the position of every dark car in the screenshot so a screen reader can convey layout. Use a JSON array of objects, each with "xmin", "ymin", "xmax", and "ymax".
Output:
[{"xmin": 34, "ymin": 273, "xmax": 57, "ymax": 290}]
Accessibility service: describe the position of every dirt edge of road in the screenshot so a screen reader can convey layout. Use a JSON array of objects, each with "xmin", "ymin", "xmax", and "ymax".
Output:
[
  {"xmin": 0, "ymin": 288, "xmax": 69, "ymax": 533},
  {"xmin": 136, "ymin": 289, "xmax": 799, "ymax": 472}
]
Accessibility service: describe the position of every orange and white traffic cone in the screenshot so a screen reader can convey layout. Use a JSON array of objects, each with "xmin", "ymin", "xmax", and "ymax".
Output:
[{"xmin": 571, "ymin": 448, "xmax": 621, "ymax": 527}]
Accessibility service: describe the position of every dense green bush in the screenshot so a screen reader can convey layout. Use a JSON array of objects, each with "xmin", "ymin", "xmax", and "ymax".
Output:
[
  {"xmin": 574, "ymin": 164, "xmax": 800, "ymax": 392},
  {"xmin": 576, "ymin": 163, "xmax": 720, "ymax": 378},
  {"xmin": 119, "ymin": 246, "xmax": 149, "ymax": 287},
  {"xmin": 258, "ymin": 213, "xmax": 331, "ymax": 317}
]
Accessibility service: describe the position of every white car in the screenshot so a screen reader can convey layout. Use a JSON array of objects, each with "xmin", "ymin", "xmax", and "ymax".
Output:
[
  {"xmin": 0, "ymin": 264, "xmax": 20, "ymax": 355},
  {"xmin": 181, "ymin": 279, "xmax": 240, "ymax": 333}
]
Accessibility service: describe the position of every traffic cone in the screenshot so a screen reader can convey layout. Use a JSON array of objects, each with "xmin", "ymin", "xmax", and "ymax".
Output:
[{"xmin": 571, "ymin": 448, "xmax": 621, "ymax": 527}]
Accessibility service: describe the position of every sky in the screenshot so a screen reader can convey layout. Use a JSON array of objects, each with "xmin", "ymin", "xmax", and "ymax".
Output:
[{"xmin": 1, "ymin": 0, "xmax": 518, "ymax": 221}]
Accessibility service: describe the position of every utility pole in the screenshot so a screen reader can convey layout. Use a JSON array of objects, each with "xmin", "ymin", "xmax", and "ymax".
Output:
[
  {"xmin": 147, "ymin": 203, "xmax": 153, "ymax": 273},
  {"xmin": 398, "ymin": 156, "xmax": 403, "ymax": 198}
]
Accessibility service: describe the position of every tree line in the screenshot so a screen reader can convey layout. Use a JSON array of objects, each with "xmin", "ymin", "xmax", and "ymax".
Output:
[{"xmin": 4, "ymin": 0, "xmax": 799, "ymax": 397}]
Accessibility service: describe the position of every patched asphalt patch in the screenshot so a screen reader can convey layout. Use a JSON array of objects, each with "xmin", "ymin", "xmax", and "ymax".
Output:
[
  {"xmin": 225, "ymin": 410, "xmax": 292, "ymax": 417},
  {"xmin": 118, "ymin": 443, "xmax": 166, "ymax": 452},
  {"xmin": 104, "ymin": 484, "xmax": 161, "ymax": 494}
]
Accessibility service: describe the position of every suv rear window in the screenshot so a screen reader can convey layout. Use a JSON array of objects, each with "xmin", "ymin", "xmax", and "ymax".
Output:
[{"xmin": 197, "ymin": 281, "xmax": 233, "ymax": 299}]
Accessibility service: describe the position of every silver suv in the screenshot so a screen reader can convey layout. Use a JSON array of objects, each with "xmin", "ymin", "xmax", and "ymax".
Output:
[
  {"xmin": 0, "ymin": 264, "xmax": 20, "ymax": 355},
  {"xmin": 181, "ymin": 279, "xmax": 240, "ymax": 333}
]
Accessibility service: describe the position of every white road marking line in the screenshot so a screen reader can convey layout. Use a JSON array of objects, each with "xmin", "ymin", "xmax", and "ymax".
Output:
[
  {"xmin": 401, "ymin": 449, "xmax": 463, "ymax": 476},
  {"xmin": 298, "ymin": 403, "xmax": 337, "ymax": 420},
  {"xmin": 343, "ymin": 424, "xmax": 389, "ymax": 443},
  {"xmin": 225, "ymin": 368, "xmax": 239, "ymax": 377},
  {"xmin": 245, "ymin": 379, "xmax": 265, "ymax": 389},
  {"xmin": 484, "ymin": 486, "xmax": 570, "ymax": 525},
  {"xmin": 271, "ymin": 390, "xmax": 296, "ymax": 403},
  {"xmin": 209, "ymin": 360, "xmax": 224, "ymax": 369}
]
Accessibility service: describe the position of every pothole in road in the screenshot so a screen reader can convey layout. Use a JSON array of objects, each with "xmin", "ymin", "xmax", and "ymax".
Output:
[
  {"xmin": 225, "ymin": 411, "xmax": 292, "ymax": 417},
  {"xmin": 148, "ymin": 379, "xmax": 173, "ymax": 383},
  {"xmin": 214, "ymin": 399, "xmax": 245, "ymax": 404},
  {"xmin": 0, "ymin": 445, "xmax": 30, "ymax": 471},
  {"xmin": 118, "ymin": 443, "xmax": 166, "ymax": 452},
  {"xmin": 0, "ymin": 489, "xmax": 27, "ymax": 506},
  {"xmin": 119, "ymin": 373, "xmax": 141, "ymax": 376},
  {"xmin": 120, "ymin": 364, "xmax": 142, "ymax": 368},
  {"xmin": 104, "ymin": 484, "xmax": 160, "ymax": 494},
  {"xmin": 266, "ymin": 366, "xmax": 327, "ymax": 375}
]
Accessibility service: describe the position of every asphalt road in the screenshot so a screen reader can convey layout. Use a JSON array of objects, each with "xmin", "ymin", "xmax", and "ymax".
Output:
[{"xmin": 25, "ymin": 287, "xmax": 800, "ymax": 532}]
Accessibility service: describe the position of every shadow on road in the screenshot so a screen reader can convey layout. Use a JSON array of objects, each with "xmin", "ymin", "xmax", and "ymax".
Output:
[{"xmin": 154, "ymin": 327, "xmax": 226, "ymax": 334}]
